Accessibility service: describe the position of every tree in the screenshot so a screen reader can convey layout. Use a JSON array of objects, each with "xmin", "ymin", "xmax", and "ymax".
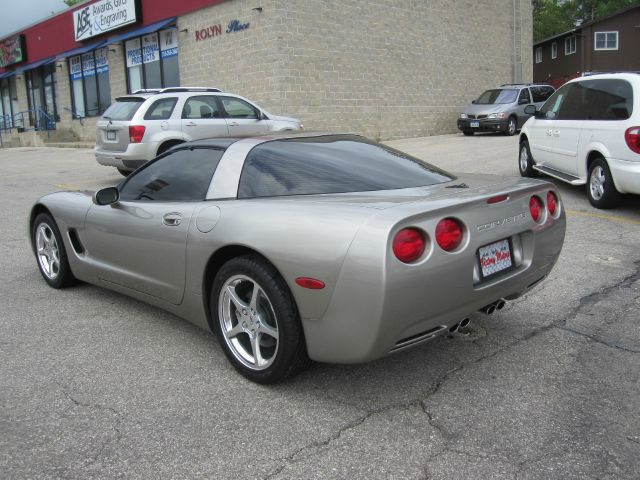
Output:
[{"xmin": 64, "ymin": 0, "xmax": 81, "ymax": 6}]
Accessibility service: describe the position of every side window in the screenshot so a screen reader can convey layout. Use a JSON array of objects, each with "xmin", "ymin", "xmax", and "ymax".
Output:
[
  {"xmin": 518, "ymin": 88, "xmax": 532, "ymax": 104},
  {"xmin": 539, "ymin": 83, "xmax": 572, "ymax": 119},
  {"xmin": 182, "ymin": 96, "xmax": 221, "ymax": 119},
  {"xmin": 220, "ymin": 97, "xmax": 258, "ymax": 119},
  {"xmin": 119, "ymin": 148, "xmax": 224, "ymax": 202},
  {"xmin": 557, "ymin": 83, "xmax": 586, "ymax": 120},
  {"xmin": 583, "ymin": 79, "xmax": 633, "ymax": 120},
  {"xmin": 144, "ymin": 97, "xmax": 178, "ymax": 120},
  {"xmin": 530, "ymin": 86, "xmax": 555, "ymax": 103}
]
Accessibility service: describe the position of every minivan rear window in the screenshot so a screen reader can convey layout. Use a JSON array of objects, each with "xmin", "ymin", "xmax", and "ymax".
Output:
[
  {"xmin": 237, "ymin": 135, "xmax": 454, "ymax": 199},
  {"xmin": 102, "ymin": 98, "xmax": 145, "ymax": 121}
]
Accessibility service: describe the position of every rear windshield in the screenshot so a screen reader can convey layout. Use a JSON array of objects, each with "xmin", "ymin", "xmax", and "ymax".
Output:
[
  {"xmin": 476, "ymin": 89, "xmax": 518, "ymax": 104},
  {"xmin": 237, "ymin": 135, "xmax": 454, "ymax": 199},
  {"xmin": 102, "ymin": 98, "xmax": 145, "ymax": 121}
]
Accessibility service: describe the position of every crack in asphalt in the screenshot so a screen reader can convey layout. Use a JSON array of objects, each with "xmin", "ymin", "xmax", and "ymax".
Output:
[
  {"xmin": 55, "ymin": 381, "xmax": 124, "ymax": 469},
  {"xmin": 264, "ymin": 260, "xmax": 640, "ymax": 479}
]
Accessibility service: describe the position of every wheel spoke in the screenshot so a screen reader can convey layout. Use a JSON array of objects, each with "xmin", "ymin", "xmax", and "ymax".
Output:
[
  {"xmin": 258, "ymin": 321, "xmax": 278, "ymax": 339},
  {"xmin": 249, "ymin": 283, "xmax": 261, "ymax": 310},
  {"xmin": 225, "ymin": 323, "xmax": 244, "ymax": 339},
  {"xmin": 250, "ymin": 334, "xmax": 264, "ymax": 367},
  {"xmin": 226, "ymin": 285, "xmax": 248, "ymax": 311}
]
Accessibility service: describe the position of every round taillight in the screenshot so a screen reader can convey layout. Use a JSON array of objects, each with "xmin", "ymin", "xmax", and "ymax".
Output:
[
  {"xmin": 547, "ymin": 191, "xmax": 558, "ymax": 216},
  {"xmin": 529, "ymin": 196, "xmax": 544, "ymax": 223},
  {"xmin": 393, "ymin": 228, "xmax": 426, "ymax": 263},
  {"xmin": 435, "ymin": 218, "xmax": 463, "ymax": 252}
]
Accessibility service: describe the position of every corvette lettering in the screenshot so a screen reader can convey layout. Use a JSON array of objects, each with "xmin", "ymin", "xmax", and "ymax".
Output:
[{"xmin": 477, "ymin": 212, "xmax": 527, "ymax": 232}]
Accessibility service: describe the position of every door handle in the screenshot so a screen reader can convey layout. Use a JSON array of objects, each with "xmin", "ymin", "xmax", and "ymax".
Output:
[
  {"xmin": 546, "ymin": 129, "xmax": 553, "ymax": 136},
  {"xmin": 162, "ymin": 212, "xmax": 182, "ymax": 226},
  {"xmin": 553, "ymin": 130, "xmax": 560, "ymax": 137},
  {"xmin": 228, "ymin": 122, "xmax": 240, "ymax": 127},
  {"xmin": 185, "ymin": 122, "xmax": 197, "ymax": 127}
]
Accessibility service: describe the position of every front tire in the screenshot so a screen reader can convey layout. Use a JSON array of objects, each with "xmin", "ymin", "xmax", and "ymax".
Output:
[
  {"xmin": 32, "ymin": 213, "xmax": 77, "ymax": 289},
  {"xmin": 462, "ymin": 129, "xmax": 474, "ymax": 136},
  {"xmin": 211, "ymin": 255, "xmax": 310, "ymax": 384},
  {"xmin": 505, "ymin": 116, "xmax": 517, "ymax": 136},
  {"xmin": 587, "ymin": 158, "xmax": 620, "ymax": 209},
  {"xmin": 518, "ymin": 140, "xmax": 538, "ymax": 177}
]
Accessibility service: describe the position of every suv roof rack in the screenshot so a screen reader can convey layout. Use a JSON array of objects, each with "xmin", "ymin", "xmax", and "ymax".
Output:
[
  {"xmin": 500, "ymin": 83, "xmax": 538, "ymax": 87},
  {"xmin": 130, "ymin": 87, "xmax": 223, "ymax": 95}
]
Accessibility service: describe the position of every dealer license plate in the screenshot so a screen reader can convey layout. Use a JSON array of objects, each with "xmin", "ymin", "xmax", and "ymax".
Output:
[
  {"xmin": 478, "ymin": 239, "xmax": 512, "ymax": 278},
  {"xmin": 106, "ymin": 130, "xmax": 116, "ymax": 141},
  {"xmin": 470, "ymin": 121, "xmax": 480, "ymax": 128}
]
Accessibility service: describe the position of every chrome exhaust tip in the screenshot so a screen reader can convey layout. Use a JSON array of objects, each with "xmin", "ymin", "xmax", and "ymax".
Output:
[
  {"xmin": 480, "ymin": 303, "xmax": 496, "ymax": 315},
  {"xmin": 496, "ymin": 299, "xmax": 506, "ymax": 310}
]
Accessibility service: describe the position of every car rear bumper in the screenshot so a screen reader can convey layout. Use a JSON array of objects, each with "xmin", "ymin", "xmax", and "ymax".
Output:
[
  {"xmin": 608, "ymin": 157, "xmax": 640, "ymax": 195},
  {"xmin": 303, "ymin": 205, "xmax": 566, "ymax": 364},
  {"xmin": 457, "ymin": 118, "xmax": 509, "ymax": 133},
  {"xmin": 94, "ymin": 142, "xmax": 158, "ymax": 170}
]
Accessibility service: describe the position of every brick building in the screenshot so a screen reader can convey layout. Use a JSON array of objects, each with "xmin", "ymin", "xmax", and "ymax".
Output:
[
  {"xmin": 533, "ymin": 5, "xmax": 640, "ymax": 89},
  {"xmin": 0, "ymin": 0, "xmax": 533, "ymax": 145}
]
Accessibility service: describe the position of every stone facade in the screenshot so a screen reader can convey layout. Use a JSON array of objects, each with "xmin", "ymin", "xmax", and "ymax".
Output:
[
  {"xmin": 180, "ymin": 0, "xmax": 533, "ymax": 140},
  {"xmin": 4, "ymin": 0, "xmax": 533, "ymax": 144}
]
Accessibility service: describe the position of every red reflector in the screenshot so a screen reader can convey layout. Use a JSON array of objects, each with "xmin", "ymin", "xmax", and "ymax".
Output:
[
  {"xmin": 129, "ymin": 125, "xmax": 146, "ymax": 143},
  {"xmin": 529, "ymin": 196, "xmax": 544, "ymax": 223},
  {"xmin": 547, "ymin": 191, "xmax": 558, "ymax": 216},
  {"xmin": 487, "ymin": 194, "xmax": 509, "ymax": 204},
  {"xmin": 295, "ymin": 277, "xmax": 325, "ymax": 289},
  {"xmin": 624, "ymin": 126, "xmax": 640, "ymax": 154},
  {"xmin": 435, "ymin": 218, "xmax": 463, "ymax": 252},
  {"xmin": 392, "ymin": 228, "xmax": 426, "ymax": 263}
]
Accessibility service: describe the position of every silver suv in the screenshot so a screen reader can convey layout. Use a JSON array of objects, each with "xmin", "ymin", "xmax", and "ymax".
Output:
[
  {"xmin": 95, "ymin": 87, "xmax": 303, "ymax": 175},
  {"xmin": 457, "ymin": 84, "xmax": 555, "ymax": 136}
]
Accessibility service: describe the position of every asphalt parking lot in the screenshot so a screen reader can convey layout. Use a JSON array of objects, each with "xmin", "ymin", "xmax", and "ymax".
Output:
[{"xmin": 1, "ymin": 133, "xmax": 639, "ymax": 479}]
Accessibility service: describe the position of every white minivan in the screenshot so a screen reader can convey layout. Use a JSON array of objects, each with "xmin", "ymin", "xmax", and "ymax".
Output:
[{"xmin": 518, "ymin": 73, "xmax": 640, "ymax": 208}]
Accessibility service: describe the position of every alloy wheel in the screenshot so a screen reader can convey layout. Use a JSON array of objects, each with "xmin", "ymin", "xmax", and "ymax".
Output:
[
  {"xmin": 519, "ymin": 145, "xmax": 529, "ymax": 172},
  {"xmin": 35, "ymin": 223, "xmax": 60, "ymax": 280},
  {"xmin": 218, "ymin": 274, "xmax": 279, "ymax": 371},
  {"xmin": 589, "ymin": 165, "xmax": 606, "ymax": 200}
]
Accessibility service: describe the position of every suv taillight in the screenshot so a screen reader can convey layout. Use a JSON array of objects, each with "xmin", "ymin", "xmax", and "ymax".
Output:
[
  {"xmin": 129, "ymin": 125, "xmax": 146, "ymax": 143},
  {"xmin": 625, "ymin": 127, "xmax": 640, "ymax": 154}
]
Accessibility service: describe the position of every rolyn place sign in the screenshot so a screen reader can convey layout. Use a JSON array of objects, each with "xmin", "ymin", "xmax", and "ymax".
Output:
[{"xmin": 74, "ymin": 0, "xmax": 138, "ymax": 42}]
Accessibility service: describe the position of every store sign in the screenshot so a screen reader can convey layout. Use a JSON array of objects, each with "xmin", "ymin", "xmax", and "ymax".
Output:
[
  {"xmin": 0, "ymin": 34, "xmax": 25, "ymax": 68},
  {"xmin": 195, "ymin": 19, "xmax": 250, "ymax": 42},
  {"xmin": 69, "ymin": 55, "xmax": 83, "ymax": 81},
  {"xmin": 82, "ymin": 52, "xmax": 96, "ymax": 77},
  {"xmin": 95, "ymin": 48, "xmax": 109, "ymax": 74},
  {"xmin": 74, "ymin": 0, "xmax": 138, "ymax": 41},
  {"xmin": 159, "ymin": 29, "xmax": 178, "ymax": 59}
]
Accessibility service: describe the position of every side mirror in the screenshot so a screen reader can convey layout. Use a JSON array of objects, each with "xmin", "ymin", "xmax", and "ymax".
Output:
[
  {"xmin": 524, "ymin": 104, "xmax": 536, "ymax": 115},
  {"xmin": 93, "ymin": 187, "xmax": 120, "ymax": 206},
  {"xmin": 471, "ymin": 100, "xmax": 477, "ymax": 104},
  {"xmin": 257, "ymin": 110, "xmax": 267, "ymax": 121}
]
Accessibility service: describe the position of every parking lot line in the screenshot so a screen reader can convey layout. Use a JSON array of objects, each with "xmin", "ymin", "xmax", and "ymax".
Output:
[{"xmin": 566, "ymin": 209, "xmax": 640, "ymax": 225}]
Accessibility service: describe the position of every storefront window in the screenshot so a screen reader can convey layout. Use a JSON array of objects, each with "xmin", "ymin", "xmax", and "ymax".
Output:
[
  {"xmin": 26, "ymin": 64, "xmax": 58, "ymax": 128},
  {"xmin": 125, "ymin": 28, "xmax": 179, "ymax": 92},
  {"xmin": 69, "ymin": 47, "xmax": 111, "ymax": 118},
  {"xmin": 0, "ymin": 77, "xmax": 17, "ymax": 129}
]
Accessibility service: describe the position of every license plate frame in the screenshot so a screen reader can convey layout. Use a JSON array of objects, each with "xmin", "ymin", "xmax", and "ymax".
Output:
[
  {"xmin": 106, "ymin": 130, "xmax": 116, "ymax": 141},
  {"xmin": 470, "ymin": 121, "xmax": 480, "ymax": 128},
  {"xmin": 477, "ymin": 238, "xmax": 514, "ymax": 279}
]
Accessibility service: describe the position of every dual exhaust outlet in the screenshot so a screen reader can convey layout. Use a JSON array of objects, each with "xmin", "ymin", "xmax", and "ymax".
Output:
[
  {"xmin": 448, "ymin": 299, "xmax": 507, "ymax": 336},
  {"xmin": 479, "ymin": 299, "xmax": 506, "ymax": 315}
]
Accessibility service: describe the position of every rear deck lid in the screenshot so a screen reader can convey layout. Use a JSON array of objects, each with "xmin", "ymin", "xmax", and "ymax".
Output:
[{"xmin": 96, "ymin": 96, "xmax": 146, "ymax": 152}]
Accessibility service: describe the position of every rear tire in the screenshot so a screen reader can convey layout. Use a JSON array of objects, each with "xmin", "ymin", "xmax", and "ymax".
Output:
[
  {"xmin": 32, "ymin": 213, "xmax": 78, "ymax": 289},
  {"xmin": 587, "ymin": 158, "xmax": 621, "ymax": 209},
  {"xmin": 518, "ymin": 140, "xmax": 538, "ymax": 178},
  {"xmin": 157, "ymin": 141, "xmax": 183, "ymax": 156},
  {"xmin": 463, "ymin": 129, "xmax": 474, "ymax": 136},
  {"xmin": 117, "ymin": 168, "xmax": 132, "ymax": 177},
  {"xmin": 211, "ymin": 255, "xmax": 311, "ymax": 384}
]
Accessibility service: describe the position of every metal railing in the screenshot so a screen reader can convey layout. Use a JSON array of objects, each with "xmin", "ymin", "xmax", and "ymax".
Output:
[{"xmin": 0, "ymin": 108, "xmax": 56, "ymax": 135}]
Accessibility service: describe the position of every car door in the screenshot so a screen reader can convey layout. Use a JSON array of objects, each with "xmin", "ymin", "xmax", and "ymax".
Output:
[
  {"xmin": 516, "ymin": 88, "xmax": 532, "ymax": 128},
  {"xmin": 546, "ymin": 82, "xmax": 585, "ymax": 175},
  {"xmin": 83, "ymin": 147, "xmax": 224, "ymax": 304},
  {"xmin": 181, "ymin": 95, "xmax": 229, "ymax": 140},
  {"xmin": 527, "ymin": 83, "xmax": 578, "ymax": 168},
  {"xmin": 219, "ymin": 96, "xmax": 269, "ymax": 135}
]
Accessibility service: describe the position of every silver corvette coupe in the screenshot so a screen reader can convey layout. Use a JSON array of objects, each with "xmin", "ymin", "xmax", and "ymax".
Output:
[{"xmin": 30, "ymin": 133, "xmax": 566, "ymax": 383}]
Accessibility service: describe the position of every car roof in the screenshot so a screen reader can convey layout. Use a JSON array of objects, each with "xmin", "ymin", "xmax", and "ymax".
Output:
[{"xmin": 176, "ymin": 132, "xmax": 359, "ymax": 151}]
